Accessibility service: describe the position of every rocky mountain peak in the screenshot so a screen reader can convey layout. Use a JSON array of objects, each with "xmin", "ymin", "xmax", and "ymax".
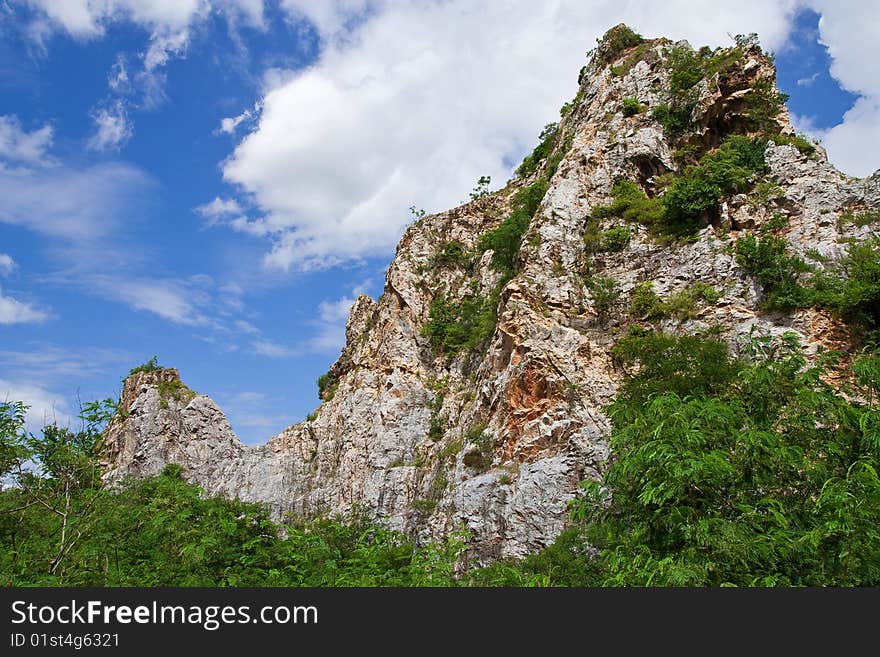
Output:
[{"xmin": 103, "ymin": 25, "xmax": 880, "ymax": 562}]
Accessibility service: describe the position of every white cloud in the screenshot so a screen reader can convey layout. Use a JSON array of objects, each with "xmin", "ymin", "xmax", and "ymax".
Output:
[
  {"xmin": 796, "ymin": 72, "xmax": 819, "ymax": 86},
  {"xmin": 0, "ymin": 377, "xmax": 72, "ymax": 433},
  {"xmin": 0, "ymin": 345, "xmax": 131, "ymax": 384},
  {"xmin": 0, "ymin": 159, "xmax": 153, "ymax": 242},
  {"xmin": 799, "ymin": 0, "xmax": 880, "ymax": 176},
  {"xmin": 0, "ymin": 254, "xmax": 16, "ymax": 276},
  {"xmin": 0, "ymin": 114, "xmax": 55, "ymax": 166},
  {"xmin": 87, "ymin": 275, "xmax": 208, "ymax": 326},
  {"xmin": 195, "ymin": 196, "xmax": 244, "ymax": 227},
  {"xmin": 218, "ymin": 102, "xmax": 261, "ymax": 135},
  {"xmin": 88, "ymin": 101, "xmax": 134, "ymax": 151},
  {"xmin": 0, "ymin": 285, "xmax": 49, "ymax": 325},
  {"xmin": 251, "ymin": 338, "xmax": 299, "ymax": 358},
  {"xmin": 222, "ymin": 0, "xmax": 800, "ymax": 271}
]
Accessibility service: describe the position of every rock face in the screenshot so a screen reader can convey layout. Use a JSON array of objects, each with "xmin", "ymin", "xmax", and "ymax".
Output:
[{"xmin": 103, "ymin": 26, "xmax": 880, "ymax": 563}]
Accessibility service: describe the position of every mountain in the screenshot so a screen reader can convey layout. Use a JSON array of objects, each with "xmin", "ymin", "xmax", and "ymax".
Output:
[{"xmin": 102, "ymin": 25, "xmax": 880, "ymax": 564}]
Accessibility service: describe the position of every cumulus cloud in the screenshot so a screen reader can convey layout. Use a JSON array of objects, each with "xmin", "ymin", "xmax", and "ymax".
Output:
[
  {"xmin": 800, "ymin": 0, "xmax": 880, "ymax": 176},
  {"xmin": 0, "ymin": 114, "xmax": 55, "ymax": 167},
  {"xmin": 88, "ymin": 101, "xmax": 133, "ymax": 151},
  {"xmin": 221, "ymin": 0, "xmax": 799, "ymax": 271},
  {"xmin": 0, "ymin": 286, "xmax": 49, "ymax": 325}
]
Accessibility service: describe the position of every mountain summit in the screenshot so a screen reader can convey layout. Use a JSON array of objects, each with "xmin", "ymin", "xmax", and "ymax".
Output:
[{"xmin": 103, "ymin": 25, "xmax": 880, "ymax": 562}]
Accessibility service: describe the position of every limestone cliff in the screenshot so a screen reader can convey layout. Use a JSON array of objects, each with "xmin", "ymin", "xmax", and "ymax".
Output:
[{"xmin": 103, "ymin": 26, "xmax": 880, "ymax": 563}]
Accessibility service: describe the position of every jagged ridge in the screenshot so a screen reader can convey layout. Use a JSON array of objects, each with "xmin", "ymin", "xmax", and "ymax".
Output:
[{"xmin": 103, "ymin": 24, "xmax": 880, "ymax": 563}]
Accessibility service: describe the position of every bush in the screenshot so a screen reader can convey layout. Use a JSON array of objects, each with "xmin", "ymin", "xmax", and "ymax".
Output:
[
  {"xmin": 422, "ymin": 292, "xmax": 497, "ymax": 356},
  {"xmin": 651, "ymin": 103, "xmax": 693, "ymax": 135},
  {"xmin": 662, "ymin": 135, "xmax": 767, "ymax": 235},
  {"xmin": 432, "ymin": 241, "xmax": 472, "ymax": 268},
  {"xmin": 587, "ymin": 276, "xmax": 621, "ymax": 318},
  {"xmin": 591, "ymin": 180, "xmax": 665, "ymax": 227},
  {"xmin": 621, "ymin": 98, "xmax": 644, "ymax": 117},
  {"xmin": 810, "ymin": 238, "xmax": 880, "ymax": 327},
  {"xmin": 129, "ymin": 356, "xmax": 160, "ymax": 376},
  {"xmin": 630, "ymin": 281, "xmax": 720, "ymax": 320},
  {"xmin": 596, "ymin": 24, "xmax": 645, "ymax": 65},
  {"xmin": 771, "ymin": 133, "xmax": 816, "ymax": 156},
  {"xmin": 572, "ymin": 332, "xmax": 880, "ymax": 586},
  {"xmin": 599, "ymin": 226, "xmax": 631, "ymax": 252},
  {"xmin": 743, "ymin": 79, "xmax": 789, "ymax": 134},
  {"xmin": 734, "ymin": 231, "xmax": 811, "ymax": 311},
  {"xmin": 516, "ymin": 123, "xmax": 558, "ymax": 178},
  {"xmin": 317, "ymin": 372, "xmax": 338, "ymax": 401},
  {"xmin": 479, "ymin": 179, "xmax": 549, "ymax": 278}
]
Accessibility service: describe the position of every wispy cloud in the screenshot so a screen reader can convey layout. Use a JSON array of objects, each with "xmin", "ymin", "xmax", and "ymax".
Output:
[
  {"xmin": 87, "ymin": 101, "xmax": 133, "ymax": 151},
  {"xmin": 0, "ymin": 114, "xmax": 55, "ymax": 167},
  {"xmin": 0, "ymin": 377, "xmax": 72, "ymax": 433},
  {"xmin": 0, "ymin": 253, "xmax": 16, "ymax": 276},
  {"xmin": 0, "ymin": 286, "xmax": 49, "ymax": 325},
  {"xmin": 796, "ymin": 71, "xmax": 819, "ymax": 87}
]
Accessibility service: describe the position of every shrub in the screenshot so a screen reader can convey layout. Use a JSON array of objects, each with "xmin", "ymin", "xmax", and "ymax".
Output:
[
  {"xmin": 479, "ymin": 179, "xmax": 549, "ymax": 278},
  {"xmin": 838, "ymin": 209, "xmax": 880, "ymax": 229},
  {"xmin": 156, "ymin": 379, "xmax": 195, "ymax": 409},
  {"xmin": 591, "ymin": 180, "xmax": 664, "ymax": 228},
  {"xmin": 662, "ymin": 135, "xmax": 767, "ymax": 236},
  {"xmin": 432, "ymin": 241, "xmax": 472, "ymax": 268},
  {"xmin": 734, "ymin": 232, "xmax": 811, "ymax": 311},
  {"xmin": 771, "ymin": 133, "xmax": 816, "ymax": 156},
  {"xmin": 621, "ymin": 98, "xmax": 644, "ymax": 117},
  {"xmin": 129, "ymin": 356, "xmax": 160, "ymax": 376},
  {"xmin": 317, "ymin": 372, "xmax": 338, "ymax": 401},
  {"xmin": 587, "ymin": 276, "xmax": 621, "ymax": 318},
  {"xmin": 810, "ymin": 238, "xmax": 880, "ymax": 327},
  {"xmin": 651, "ymin": 103, "xmax": 693, "ymax": 135},
  {"xmin": 630, "ymin": 281, "xmax": 720, "ymax": 320},
  {"xmin": 573, "ymin": 332, "xmax": 880, "ymax": 586},
  {"xmin": 422, "ymin": 292, "xmax": 496, "ymax": 356},
  {"xmin": 516, "ymin": 123, "xmax": 558, "ymax": 178},
  {"xmin": 629, "ymin": 282, "xmax": 665, "ymax": 319},
  {"xmin": 743, "ymin": 79, "xmax": 789, "ymax": 134},
  {"xmin": 599, "ymin": 226, "xmax": 631, "ymax": 252},
  {"xmin": 596, "ymin": 24, "xmax": 645, "ymax": 65}
]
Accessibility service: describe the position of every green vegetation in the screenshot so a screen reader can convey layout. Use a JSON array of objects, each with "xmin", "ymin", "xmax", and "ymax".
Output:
[
  {"xmin": 610, "ymin": 42, "xmax": 654, "ymax": 77},
  {"xmin": 469, "ymin": 175, "xmax": 491, "ymax": 200},
  {"xmin": 570, "ymin": 331, "xmax": 880, "ymax": 585},
  {"xmin": 591, "ymin": 135, "xmax": 767, "ymax": 239},
  {"xmin": 771, "ymin": 132, "xmax": 816, "ymax": 156},
  {"xmin": 479, "ymin": 179, "xmax": 549, "ymax": 279},
  {"xmin": 156, "ymin": 379, "xmax": 196, "ymax": 409},
  {"xmin": 583, "ymin": 221, "xmax": 632, "ymax": 254},
  {"xmin": 586, "ymin": 276, "xmax": 620, "ymax": 319},
  {"xmin": 838, "ymin": 208, "xmax": 880, "ymax": 229},
  {"xmin": 129, "ymin": 356, "xmax": 160, "ymax": 376},
  {"xmin": 599, "ymin": 226, "xmax": 631, "ymax": 252},
  {"xmin": 734, "ymin": 229, "xmax": 812, "ymax": 311},
  {"xmin": 431, "ymin": 240, "xmax": 473, "ymax": 269},
  {"xmin": 461, "ymin": 422, "xmax": 493, "ymax": 472},
  {"xmin": 629, "ymin": 281, "xmax": 721, "ymax": 320},
  {"xmin": 427, "ymin": 391, "xmax": 445, "ymax": 442},
  {"xmin": 596, "ymin": 24, "xmax": 645, "ymax": 65},
  {"xmin": 621, "ymin": 97, "xmax": 644, "ymax": 117},
  {"xmin": 422, "ymin": 292, "xmax": 496, "ymax": 357},
  {"xmin": 591, "ymin": 179, "xmax": 664, "ymax": 227},
  {"xmin": 516, "ymin": 123, "xmax": 558, "ymax": 179},
  {"xmin": 743, "ymin": 79, "xmax": 789, "ymax": 134},
  {"xmin": 317, "ymin": 372, "xmax": 338, "ymax": 401},
  {"xmin": 662, "ymin": 135, "xmax": 767, "ymax": 235},
  {"xmin": 651, "ymin": 104, "xmax": 692, "ymax": 135}
]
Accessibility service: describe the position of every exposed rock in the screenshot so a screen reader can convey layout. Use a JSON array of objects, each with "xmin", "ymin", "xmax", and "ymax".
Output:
[{"xmin": 103, "ymin": 28, "xmax": 880, "ymax": 564}]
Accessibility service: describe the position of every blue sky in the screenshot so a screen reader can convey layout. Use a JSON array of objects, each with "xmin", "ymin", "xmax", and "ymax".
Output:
[{"xmin": 1, "ymin": 1, "xmax": 878, "ymax": 444}]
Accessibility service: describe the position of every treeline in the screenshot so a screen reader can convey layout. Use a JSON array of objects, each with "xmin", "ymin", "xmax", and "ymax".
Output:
[{"xmin": 3, "ymin": 330, "xmax": 879, "ymax": 586}]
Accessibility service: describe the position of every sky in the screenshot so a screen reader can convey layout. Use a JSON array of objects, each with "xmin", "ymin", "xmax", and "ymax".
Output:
[{"xmin": 1, "ymin": 1, "xmax": 879, "ymax": 444}]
